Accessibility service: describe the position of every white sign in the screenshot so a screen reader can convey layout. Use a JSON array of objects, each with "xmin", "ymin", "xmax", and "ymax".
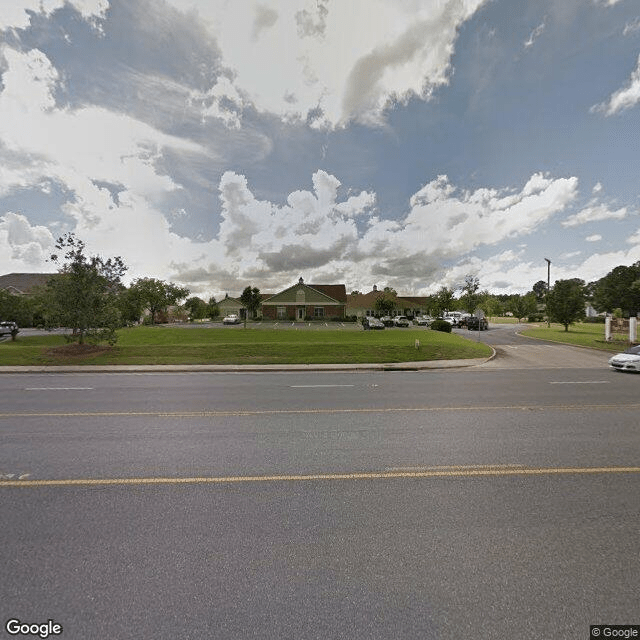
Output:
[{"xmin": 475, "ymin": 308, "xmax": 485, "ymax": 320}]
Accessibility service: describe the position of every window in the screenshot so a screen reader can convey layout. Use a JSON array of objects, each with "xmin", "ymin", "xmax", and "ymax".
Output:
[
  {"xmin": 314, "ymin": 307, "xmax": 324, "ymax": 318},
  {"xmin": 277, "ymin": 307, "xmax": 286, "ymax": 319}
]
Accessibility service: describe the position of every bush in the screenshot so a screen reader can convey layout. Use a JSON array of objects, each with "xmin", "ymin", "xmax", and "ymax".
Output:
[
  {"xmin": 583, "ymin": 316, "xmax": 606, "ymax": 324},
  {"xmin": 527, "ymin": 313, "xmax": 544, "ymax": 322},
  {"xmin": 431, "ymin": 318, "xmax": 452, "ymax": 333}
]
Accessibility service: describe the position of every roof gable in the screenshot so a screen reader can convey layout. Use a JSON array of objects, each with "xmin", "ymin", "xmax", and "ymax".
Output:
[{"xmin": 262, "ymin": 281, "xmax": 343, "ymax": 305}]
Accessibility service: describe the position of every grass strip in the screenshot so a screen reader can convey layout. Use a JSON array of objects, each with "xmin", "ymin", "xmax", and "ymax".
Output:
[{"xmin": 0, "ymin": 326, "xmax": 492, "ymax": 366}]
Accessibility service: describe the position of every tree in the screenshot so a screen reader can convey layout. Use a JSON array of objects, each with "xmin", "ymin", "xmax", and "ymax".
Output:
[
  {"xmin": 239, "ymin": 286, "xmax": 262, "ymax": 324},
  {"xmin": 532, "ymin": 280, "xmax": 548, "ymax": 303},
  {"xmin": 129, "ymin": 278, "xmax": 190, "ymax": 324},
  {"xmin": 433, "ymin": 286, "xmax": 455, "ymax": 317},
  {"xmin": 374, "ymin": 290, "xmax": 396, "ymax": 317},
  {"xmin": 547, "ymin": 279, "xmax": 586, "ymax": 331},
  {"xmin": 459, "ymin": 274, "xmax": 480, "ymax": 313},
  {"xmin": 507, "ymin": 293, "xmax": 537, "ymax": 322},
  {"xmin": 184, "ymin": 296, "xmax": 209, "ymax": 320},
  {"xmin": 44, "ymin": 233, "xmax": 127, "ymax": 345},
  {"xmin": 117, "ymin": 286, "xmax": 145, "ymax": 325},
  {"xmin": 207, "ymin": 296, "xmax": 220, "ymax": 318},
  {"xmin": 592, "ymin": 262, "xmax": 640, "ymax": 315}
]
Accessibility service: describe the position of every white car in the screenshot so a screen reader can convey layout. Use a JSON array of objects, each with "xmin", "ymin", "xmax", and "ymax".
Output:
[
  {"xmin": 222, "ymin": 314, "xmax": 241, "ymax": 325},
  {"xmin": 608, "ymin": 345, "xmax": 640, "ymax": 372}
]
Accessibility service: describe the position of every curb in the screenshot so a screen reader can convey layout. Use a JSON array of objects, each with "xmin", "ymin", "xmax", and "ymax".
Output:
[{"xmin": 0, "ymin": 351, "xmax": 496, "ymax": 374}]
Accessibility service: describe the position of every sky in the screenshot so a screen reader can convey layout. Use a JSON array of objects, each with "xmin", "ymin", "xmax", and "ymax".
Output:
[{"xmin": 0, "ymin": 0, "xmax": 639, "ymax": 299}]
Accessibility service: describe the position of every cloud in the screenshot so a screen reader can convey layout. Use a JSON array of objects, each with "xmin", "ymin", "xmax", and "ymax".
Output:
[
  {"xmin": 623, "ymin": 18, "xmax": 640, "ymax": 36},
  {"xmin": 0, "ymin": 212, "xmax": 55, "ymax": 267},
  {"xmin": 628, "ymin": 228, "xmax": 640, "ymax": 245},
  {"xmin": 586, "ymin": 234, "xmax": 602, "ymax": 242},
  {"xmin": 295, "ymin": 0, "xmax": 329, "ymax": 38},
  {"xmin": 164, "ymin": 0, "xmax": 487, "ymax": 128},
  {"xmin": 524, "ymin": 20, "xmax": 546, "ymax": 49},
  {"xmin": 210, "ymin": 169, "xmax": 579, "ymax": 294},
  {"xmin": 561, "ymin": 201, "xmax": 628, "ymax": 227},
  {"xmin": 591, "ymin": 54, "xmax": 640, "ymax": 116},
  {"xmin": 252, "ymin": 4, "xmax": 279, "ymax": 41},
  {"xmin": 0, "ymin": 0, "xmax": 108, "ymax": 31}
]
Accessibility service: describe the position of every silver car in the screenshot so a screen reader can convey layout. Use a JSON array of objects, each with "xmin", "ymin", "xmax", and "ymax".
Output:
[{"xmin": 608, "ymin": 344, "xmax": 640, "ymax": 372}]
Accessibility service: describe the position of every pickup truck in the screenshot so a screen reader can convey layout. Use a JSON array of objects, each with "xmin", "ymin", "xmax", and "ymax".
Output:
[{"xmin": 466, "ymin": 316, "xmax": 488, "ymax": 331}]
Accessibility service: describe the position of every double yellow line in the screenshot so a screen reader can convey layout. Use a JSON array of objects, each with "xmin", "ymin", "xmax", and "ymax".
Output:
[{"xmin": 2, "ymin": 465, "xmax": 640, "ymax": 488}]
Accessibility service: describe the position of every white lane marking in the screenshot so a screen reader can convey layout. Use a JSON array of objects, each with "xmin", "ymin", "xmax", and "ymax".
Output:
[
  {"xmin": 24, "ymin": 387, "xmax": 94, "ymax": 391},
  {"xmin": 549, "ymin": 381, "xmax": 610, "ymax": 385},
  {"xmin": 290, "ymin": 384, "xmax": 355, "ymax": 388}
]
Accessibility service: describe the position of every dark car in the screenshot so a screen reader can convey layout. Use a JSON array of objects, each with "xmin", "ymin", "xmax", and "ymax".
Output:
[
  {"xmin": 0, "ymin": 321, "xmax": 19, "ymax": 338},
  {"xmin": 380, "ymin": 316, "xmax": 395, "ymax": 327},
  {"xmin": 362, "ymin": 317, "xmax": 385, "ymax": 330},
  {"xmin": 466, "ymin": 316, "xmax": 488, "ymax": 331}
]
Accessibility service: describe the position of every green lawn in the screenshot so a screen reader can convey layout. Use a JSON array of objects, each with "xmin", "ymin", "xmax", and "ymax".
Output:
[
  {"xmin": 0, "ymin": 325, "xmax": 493, "ymax": 365},
  {"xmin": 520, "ymin": 322, "xmax": 634, "ymax": 352}
]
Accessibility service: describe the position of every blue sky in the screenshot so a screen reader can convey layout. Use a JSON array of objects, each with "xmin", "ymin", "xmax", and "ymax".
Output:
[{"xmin": 1, "ymin": 0, "xmax": 639, "ymax": 298}]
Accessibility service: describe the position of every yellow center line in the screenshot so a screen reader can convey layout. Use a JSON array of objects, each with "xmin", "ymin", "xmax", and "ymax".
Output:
[
  {"xmin": 1, "ymin": 403, "xmax": 639, "ymax": 418},
  {"xmin": 2, "ymin": 466, "xmax": 640, "ymax": 488}
]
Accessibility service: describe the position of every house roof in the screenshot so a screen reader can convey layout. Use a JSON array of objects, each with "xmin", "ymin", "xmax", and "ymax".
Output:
[
  {"xmin": 308, "ymin": 284, "xmax": 346, "ymax": 303},
  {"xmin": 262, "ymin": 280, "xmax": 346, "ymax": 305},
  {"xmin": 346, "ymin": 290, "xmax": 430, "ymax": 310},
  {"xmin": 0, "ymin": 272, "xmax": 56, "ymax": 295}
]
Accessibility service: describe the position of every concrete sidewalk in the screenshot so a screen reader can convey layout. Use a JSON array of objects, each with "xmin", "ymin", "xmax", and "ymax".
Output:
[{"xmin": 0, "ymin": 353, "xmax": 495, "ymax": 374}]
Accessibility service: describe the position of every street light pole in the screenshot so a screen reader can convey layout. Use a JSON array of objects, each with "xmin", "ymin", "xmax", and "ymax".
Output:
[{"xmin": 544, "ymin": 258, "xmax": 551, "ymax": 328}]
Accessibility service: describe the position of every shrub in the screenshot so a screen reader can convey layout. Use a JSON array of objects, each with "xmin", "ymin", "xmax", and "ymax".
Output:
[
  {"xmin": 583, "ymin": 316, "xmax": 606, "ymax": 324},
  {"xmin": 431, "ymin": 318, "xmax": 452, "ymax": 333}
]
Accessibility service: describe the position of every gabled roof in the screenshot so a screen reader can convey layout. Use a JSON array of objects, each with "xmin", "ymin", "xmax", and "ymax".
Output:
[
  {"xmin": 309, "ymin": 284, "xmax": 346, "ymax": 303},
  {"xmin": 0, "ymin": 272, "xmax": 56, "ymax": 295},
  {"xmin": 262, "ymin": 280, "xmax": 345, "ymax": 305}
]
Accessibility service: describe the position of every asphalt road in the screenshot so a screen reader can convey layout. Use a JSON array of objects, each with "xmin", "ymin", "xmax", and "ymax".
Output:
[{"xmin": 1, "ymin": 326, "xmax": 638, "ymax": 639}]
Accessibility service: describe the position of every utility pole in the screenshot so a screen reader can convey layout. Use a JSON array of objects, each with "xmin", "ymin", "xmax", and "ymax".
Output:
[{"xmin": 544, "ymin": 258, "xmax": 551, "ymax": 328}]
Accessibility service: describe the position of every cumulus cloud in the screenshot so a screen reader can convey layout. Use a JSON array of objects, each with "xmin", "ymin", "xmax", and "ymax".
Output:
[
  {"xmin": 164, "ymin": 0, "xmax": 487, "ymax": 128},
  {"xmin": 0, "ymin": 0, "xmax": 108, "ymax": 31},
  {"xmin": 0, "ymin": 44, "xmax": 214, "ymax": 277},
  {"xmin": 205, "ymin": 169, "xmax": 578, "ymax": 294},
  {"xmin": 0, "ymin": 212, "xmax": 55, "ymax": 267},
  {"xmin": 562, "ymin": 201, "xmax": 628, "ymax": 227},
  {"xmin": 591, "ymin": 53, "xmax": 640, "ymax": 115},
  {"xmin": 586, "ymin": 234, "xmax": 602, "ymax": 242}
]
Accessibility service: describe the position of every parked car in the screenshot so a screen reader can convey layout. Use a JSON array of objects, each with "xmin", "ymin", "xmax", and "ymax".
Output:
[
  {"xmin": 0, "ymin": 321, "xmax": 19, "ymax": 337},
  {"xmin": 608, "ymin": 344, "xmax": 640, "ymax": 372},
  {"xmin": 222, "ymin": 314, "xmax": 241, "ymax": 325},
  {"xmin": 380, "ymin": 316, "xmax": 395, "ymax": 327},
  {"xmin": 441, "ymin": 312, "xmax": 463, "ymax": 326},
  {"xmin": 363, "ymin": 317, "xmax": 385, "ymax": 330},
  {"xmin": 414, "ymin": 315, "xmax": 433, "ymax": 326},
  {"xmin": 393, "ymin": 315, "xmax": 410, "ymax": 327},
  {"xmin": 466, "ymin": 316, "xmax": 488, "ymax": 331}
]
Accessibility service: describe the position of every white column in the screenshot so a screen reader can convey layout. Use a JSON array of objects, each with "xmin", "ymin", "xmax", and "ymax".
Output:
[
  {"xmin": 630, "ymin": 317, "xmax": 638, "ymax": 343},
  {"xmin": 605, "ymin": 315, "xmax": 611, "ymax": 341}
]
